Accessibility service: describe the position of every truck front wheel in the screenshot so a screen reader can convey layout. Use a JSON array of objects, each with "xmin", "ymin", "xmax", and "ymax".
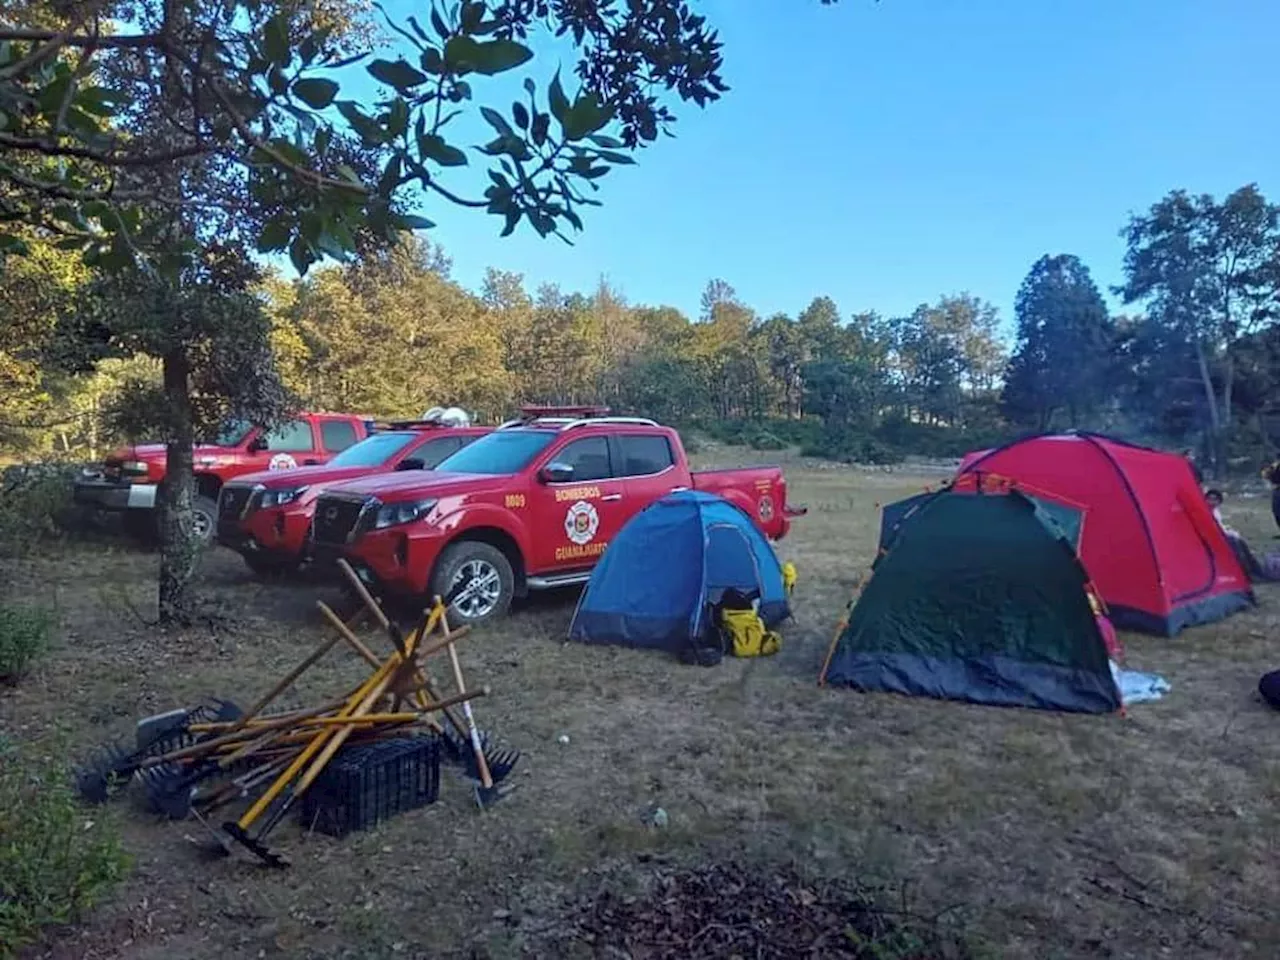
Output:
[
  {"xmin": 192, "ymin": 495, "xmax": 218, "ymax": 546},
  {"xmin": 430, "ymin": 541, "xmax": 514, "ymax": 626}
]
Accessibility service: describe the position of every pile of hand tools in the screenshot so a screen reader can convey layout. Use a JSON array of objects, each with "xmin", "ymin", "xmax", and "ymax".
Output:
[{"xmin": 74, "ymin": 561, "xmax": 520, "ymax": 867}]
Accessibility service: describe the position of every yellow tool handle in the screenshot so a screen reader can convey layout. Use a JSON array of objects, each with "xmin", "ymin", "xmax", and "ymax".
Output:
[
  {"xmin": 141, "ymin": 700, "xmax": 345, "ymax": 767},
  {"xmin": 316, "ymin": 600, "xmax": 457, "ymax": 735},
  {"xmin": 222, "ymin": 627, "xmax": 347, "ymax": 738},
  {"xmin": 285, "ymin": 650, "xmax": 411, "ymax": 801},
  {"xmin": 234, "ymin": 649, "xmax": 402, "ymax": 830}
]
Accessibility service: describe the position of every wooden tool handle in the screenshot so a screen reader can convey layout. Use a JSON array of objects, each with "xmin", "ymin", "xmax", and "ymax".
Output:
[
  {"xmin": 439, "ymin": 603, "xmax": 494, "ymax": 789},
  {"xmin": 142, "ymin": 700, "xmax": 345, "ymax": 766}
]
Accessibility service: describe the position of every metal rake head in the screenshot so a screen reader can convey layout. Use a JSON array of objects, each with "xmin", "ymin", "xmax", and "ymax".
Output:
[
  {"xmin": 441, "ymin": 728, "xmax": 520, "ymax": 784},
  {"xmin": 135, "ymin": 762, "xmax": 201, "ymax": 820},
  {"xmin": 74, "ymin": 742, "xmax": 137, "ymax": 803},
  {"xmin": 222, "ymin": 822, "xmax": 289, "ymax": 868},
  {"xmin": 135, "ymin": 698, "xmax": 244, "ymax": 756}
]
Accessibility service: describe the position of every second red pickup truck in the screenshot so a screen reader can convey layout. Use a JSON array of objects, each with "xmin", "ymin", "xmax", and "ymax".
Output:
[
  {"xmin": 216, "ymin": 420, "xmax": 491, "ymax": 574},
  {"xmin": 310, "ymin": 407, "xmax": 804, "ymax": 625}
]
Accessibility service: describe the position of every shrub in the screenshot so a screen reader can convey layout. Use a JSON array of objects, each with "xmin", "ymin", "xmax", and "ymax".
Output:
[
  {"xmin": 0, "ymin": 604, "xmax": 54, "ymax": 685},
  {"xmin": 748, "ymin": 430, "xmax": 786, "ymax": 451},
  {"xmin": 0, "ymin": 741, "xmax": 129, "ymax": 957},
  {"xmin": 0, "ymin": 464, "xmax": 82, "ymax": 557}
]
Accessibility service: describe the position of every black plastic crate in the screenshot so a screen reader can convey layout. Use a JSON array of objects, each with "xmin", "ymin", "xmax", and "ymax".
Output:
[{"xmin": 299, "ymin": 735, "xmax": 441, "ymax": 837}]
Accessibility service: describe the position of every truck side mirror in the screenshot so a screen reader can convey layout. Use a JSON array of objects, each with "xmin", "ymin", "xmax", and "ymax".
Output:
[
  {"xmin": 539, "ymin": 462, "xmax": 574, "ymax": 484},
  {"xmin": 248, "ymin": 436, "xmax": 268, "ymax": 452},
  {"xmin": 396, "ymin": 458, "xmax": 426, "ymax": 472}
]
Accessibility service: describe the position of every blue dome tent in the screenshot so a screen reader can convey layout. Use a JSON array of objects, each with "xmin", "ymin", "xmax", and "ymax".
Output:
[{"xmin": 568, "ymin": 491, "xmax": 790, "ymax": 653}]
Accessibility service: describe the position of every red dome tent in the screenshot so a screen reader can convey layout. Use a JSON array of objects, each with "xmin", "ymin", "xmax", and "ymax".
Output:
[{"xmin": 957, "ymin": 433, "xmax": 1254, "ymax": 636}]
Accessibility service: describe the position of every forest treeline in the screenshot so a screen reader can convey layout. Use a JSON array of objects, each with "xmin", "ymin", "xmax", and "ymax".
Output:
[{"xmin": 3, "ymin": 183, "xmax": 1279, "ymax": 472}]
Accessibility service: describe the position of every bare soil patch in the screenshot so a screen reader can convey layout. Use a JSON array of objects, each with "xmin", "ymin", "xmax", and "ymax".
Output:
[{"xmin": 3, "ymin": 462, "xmax": 1279, "ymax": 959}]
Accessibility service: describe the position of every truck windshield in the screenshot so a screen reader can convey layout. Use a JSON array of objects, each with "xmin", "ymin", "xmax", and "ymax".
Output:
[
  {"xmin": 205, "ymin": 419, "xmax": 252, "ymax": 446},
  {"xmin": 435, "ymin": 430, "xmax": 555, "ymax": 475},
  {"xmin": 328, "ymin": 432, "xmax": 417, "ymax": 468}
]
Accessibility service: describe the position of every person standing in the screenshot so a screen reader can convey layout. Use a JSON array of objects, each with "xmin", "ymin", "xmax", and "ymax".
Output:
[{"xmin": 1263, "ymin": 457, "xmax": 1280, "ymax": 535}]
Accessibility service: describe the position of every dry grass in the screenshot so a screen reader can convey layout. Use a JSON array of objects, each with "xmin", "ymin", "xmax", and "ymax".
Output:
[{"xmin": 3, "ymin": 458, "xmax": 1280, "ymax": 959}]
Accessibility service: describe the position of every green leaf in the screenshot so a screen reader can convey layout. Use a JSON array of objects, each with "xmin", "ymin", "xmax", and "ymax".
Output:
[
  {"xmin": 512, "ymin": 101, "xmax": 529, "ymax": 130},
  {"xmin": 548, "ymin": 70, "xmax": 570, "ymax": 124},
  {"xmin": 561, "ymin": 95, "xmax": 612, "ymax": 141},
  {"xmin": 443, "ymin": 36, "xmax": 532, "ymax": 76},
  {"xmin": 289, "ymin": 236, "xmax": 313, "ymax": 274},
  {"xmin": 369, "ymin": 58, "xmax": 429, "ymax": 91},
  {"xmin": 594, "ymin": 149, "xmax": 635, "ymax": 165},
  {"xmin": 588, "ymin": 134, "xmax": 624, "ymax": 149},
  {"xmin": 386, "ymin": 98, "xmax": 410, "ymax": 138},
  {"xmin": 420, "ymin": 48, "xmax": 444, "ymax": 74},
  {"xmin": 76, "ymin": 87, "xmax": 125, "ymax": 118},
  {"xmin": 379, "ymin": 154, "xmax": 404, "ymax": 194},
  {"xmin": 430, "ymin": 7, "xmax": 450, "ymax": 40},
  {"xmin": 460, "ymin": 1, "xmax": 486, "ymax": 33},
  {"xmin": 531, "ymin": 112, "xmax": 550, "ymax": 147},
  {"xmin": 480, "ymin": 106, "xmax": 513, "ymax": 137},
  {"xmin": 392, "ymin": 213, "xmax": 437, "ymax": 231},
  {"xmin": 0, "ymin": 234, "xmax": 30, "ymax": 255},
  {"xmin": 470, "ymin": 39, "xmax": 533, "ymax": 75},
  {"xmin": 443, "ymin": 35, "xmax": 480, "ymax": 73},
  {"xmin": 264, "ymin": 14, "xmax": 291, "ymax": 67},
  {"xmin": 259, "ymin": 217, "xmax": 292, "ymax": 252},
  {"xmin": 418, "ymin": 133, "xmax": 468, "ymax": 167},
  {"xmin": 293, "ymin": 77, "xmax": 339, "ymax": 109},
  {"xmin": 336, "ymin": 101, "xmax": 387, "ymax": 145}
]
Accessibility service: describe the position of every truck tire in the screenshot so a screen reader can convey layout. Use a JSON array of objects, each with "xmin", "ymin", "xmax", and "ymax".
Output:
[
  {"xmin": 243, "ymin": 553, "xmax": 298, "ymax": 579},
  {"xmin": 192, "ymin": 495, "xmax": 218, "ymax": 546},
  {"xmin": 430, "ymin": 540, "xmax": 514, "ymax": 626}
]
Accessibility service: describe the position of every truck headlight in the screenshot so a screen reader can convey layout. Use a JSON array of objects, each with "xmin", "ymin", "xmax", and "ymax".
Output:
[
  {"xmin": 121, "ymin": 460, "xmax": 149, "ymax": 476},
  {"xmin": 260, "ymin": 486, "xmax": 309, "ymax": 508},
  {"xmin": 373, "ymin": 498, "xmax": 438, "ymax": 529}
]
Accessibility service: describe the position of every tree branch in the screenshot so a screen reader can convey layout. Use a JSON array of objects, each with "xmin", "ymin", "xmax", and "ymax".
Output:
[
  {"xmin": 0, "ymin": 29, "xmax": 168, "ymax": 51},
  {"xmin": 423, "ymin": 178, "xmax": 488, "ymax": 208},
  {"xmin": 0, "ymin": 132, "xmax": 212, "ymax": 166}
]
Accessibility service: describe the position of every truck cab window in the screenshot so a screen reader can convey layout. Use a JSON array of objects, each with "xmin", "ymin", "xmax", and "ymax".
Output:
[
  {"xmin": 265, "ymin": 420, "xmax": 314, "ymax": 452},
  {"xmin": 556, "ymin": 437, "xmax": 612, "ymax": 481},
  {"xmin": 619, "ymin": 435, "xmax": 675, "ymax": 476},
  {"xmin": 320, "ymin": 419, "xmax": 358, "ymax": 451}
]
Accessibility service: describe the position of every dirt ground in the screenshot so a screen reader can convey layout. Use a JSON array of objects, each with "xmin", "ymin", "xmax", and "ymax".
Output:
[{"xmin": 4, "ymin": 453, "xmax": 1280, "ymax": 959}]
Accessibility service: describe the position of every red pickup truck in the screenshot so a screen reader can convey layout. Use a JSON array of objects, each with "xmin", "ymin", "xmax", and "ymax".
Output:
[
  {"xmin": 310, "ymin": 407, "xmax": 805, "ymax": 625},
  {"xmin": 216, "ymin": 421, "xmax": 491, "ymax": 575},
  {"xmin": 73, "ymin": 412, "xmax": 373, "ymax": 544}
]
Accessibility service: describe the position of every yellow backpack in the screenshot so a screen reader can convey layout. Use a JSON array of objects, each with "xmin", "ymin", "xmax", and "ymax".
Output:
[{"xmin": 720, "ymin": 606, "xmax": 781, "ymax": 658}]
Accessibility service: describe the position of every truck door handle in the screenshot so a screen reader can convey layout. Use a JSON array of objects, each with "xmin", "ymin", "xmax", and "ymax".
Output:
[
  {"xmin": 670, "ymin": 486, "xmax": 688, "ymax": 492},
  {"xmin": 601, "ymin": 494, "xmax": 623, "ymax": 502}
]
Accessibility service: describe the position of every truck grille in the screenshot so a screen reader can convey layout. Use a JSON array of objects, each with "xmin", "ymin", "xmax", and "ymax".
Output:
[
  {"xmin": 313, "ymin": 496, "xmax": 370, "ymax": 546},
  {"xmin": 218, "ymin": 485, "xmax": 256, "ymax": 520}
]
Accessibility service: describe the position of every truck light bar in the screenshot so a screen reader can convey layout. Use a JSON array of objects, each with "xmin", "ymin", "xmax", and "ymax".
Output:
[{"xmin": 518, "ymin": 404, "xmax": 612, "ymax": 418}]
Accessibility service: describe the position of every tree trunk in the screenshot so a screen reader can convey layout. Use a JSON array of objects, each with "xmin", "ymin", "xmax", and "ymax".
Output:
[
  {"xmin": 157, "ymin": 348, "xmax": 198, "ymax": 624},
  {"xmin": 1192, "ymin": 337, "xmax": 1222, "ymax": 478},
  {"xmin": 1220, "ymin": 349, "xmax": 1236, "ymax": 470}
]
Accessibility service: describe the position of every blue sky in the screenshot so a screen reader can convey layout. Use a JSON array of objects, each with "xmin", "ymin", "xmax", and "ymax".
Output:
[{"xmin": 361, "ymin": 0, "xmax": 1279, "ymax": 335}]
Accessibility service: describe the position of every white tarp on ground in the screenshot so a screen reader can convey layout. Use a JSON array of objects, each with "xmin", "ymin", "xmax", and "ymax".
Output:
[{"xmin": 1111, "ymin": 664, "xmax": 1171, "ymax": 704}]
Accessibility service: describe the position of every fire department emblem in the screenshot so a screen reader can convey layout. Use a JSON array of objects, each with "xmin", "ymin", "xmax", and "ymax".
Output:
[
  {"xmin": 268, "ymin": 453, "xmax": 298, "ymax": 471},
  {"xmin": 564, "ymin": 500, "xmax": 599, "ymax": 545},
  {"xmin": 758, "ymin": 496, "xmax": 774, "ymax": 521}
]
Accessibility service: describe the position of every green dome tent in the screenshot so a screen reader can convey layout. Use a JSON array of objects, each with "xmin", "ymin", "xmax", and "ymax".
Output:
[{"xmin": 820, "ymin": 485, "xmax": 1121, "ymax": 714}]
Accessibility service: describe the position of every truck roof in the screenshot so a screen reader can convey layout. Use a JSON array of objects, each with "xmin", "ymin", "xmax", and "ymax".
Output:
[{"xmin": 498, "ymin": 404, "xmax": 660, "ymax": 433}]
